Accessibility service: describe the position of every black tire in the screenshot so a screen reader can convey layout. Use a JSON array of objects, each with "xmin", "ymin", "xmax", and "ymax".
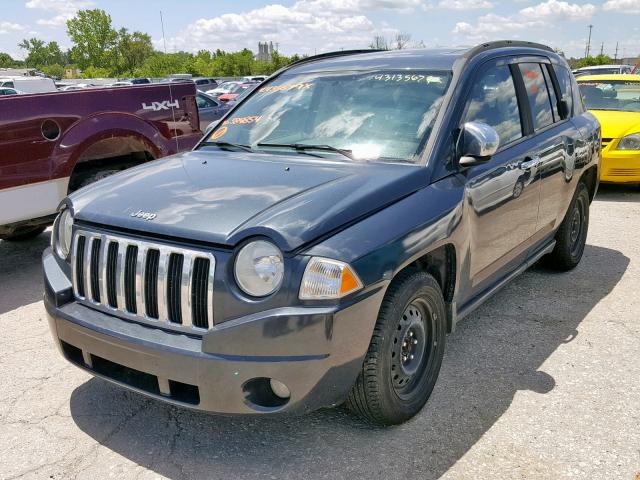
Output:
[
  {"xmin": 0, "ymin": 225, "xmax": 46, "ymax": 241},
  {"xmin": 542, "ymin": 181, "xmax": 590, "ymax": 271},
  {"xmin": 346, "ymin": 270, "xmax": 446, "ymax": 425}
]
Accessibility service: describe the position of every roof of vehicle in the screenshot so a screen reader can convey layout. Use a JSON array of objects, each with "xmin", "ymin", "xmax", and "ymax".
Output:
[
  {"xmin": 576, "ymin": 74, "xmax": 640, "ymax": 82},
  {"xmin": 284, "ymin": 41, "xmax": 559, "ymax": 74},
  {"xmin": 576, "ymin": 64, "xmax": 631, "ymax": 70}
]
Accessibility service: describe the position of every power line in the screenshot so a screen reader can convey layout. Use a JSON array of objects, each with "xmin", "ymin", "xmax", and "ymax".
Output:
[{"xmin": 585, "ymin": 24, "xmax": 593, "ymax": 58}]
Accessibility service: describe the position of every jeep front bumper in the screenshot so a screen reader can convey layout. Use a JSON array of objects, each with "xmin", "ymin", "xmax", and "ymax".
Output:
[{"xmin": 43, "ymin": 248, "xmax": 384, "ymax": 414}]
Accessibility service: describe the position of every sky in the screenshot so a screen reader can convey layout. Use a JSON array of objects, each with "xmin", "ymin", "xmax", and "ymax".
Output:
[{"xmin": 1, "ymin": 0, "xmax": 640, "ymax": 60}]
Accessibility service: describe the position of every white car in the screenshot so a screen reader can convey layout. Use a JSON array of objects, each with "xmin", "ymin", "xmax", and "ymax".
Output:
[
  {"xmin": 573, "ymin": 64, "xmax": 633, "ymax": 77},
  {"xmin": 0, "ymin": 87, "xmax": 22, "ymax": 95},
  {"xmin": 205, "ymin": 81, "xmax": 242, "ymax": 97},
  {"xmin": 0, "ymin": 76, "xmax": 56, "ymax": 93}
]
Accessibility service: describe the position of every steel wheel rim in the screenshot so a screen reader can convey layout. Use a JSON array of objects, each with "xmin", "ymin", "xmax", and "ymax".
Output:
[
  {"xmin": 390, "ymin": 298, "xmax": 435, "ymax": 399},
  {"xmin": 570, "ymin": 196, "xmax": 586, "ymax": 256}
]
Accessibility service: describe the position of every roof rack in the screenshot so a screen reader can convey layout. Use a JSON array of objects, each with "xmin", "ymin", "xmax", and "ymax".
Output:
[
  {"xmin": 465, "ymin": 40, "xmax": 554, "ymax": 59},
  {"xmin": 281, "ymin": 49, "xmax": 383, "ymax": 70}
]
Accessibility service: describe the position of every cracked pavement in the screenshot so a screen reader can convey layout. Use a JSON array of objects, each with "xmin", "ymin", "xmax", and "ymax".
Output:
[{"xmin": 1, "ymin": 184, "xmax": 639, "ymax": 480}]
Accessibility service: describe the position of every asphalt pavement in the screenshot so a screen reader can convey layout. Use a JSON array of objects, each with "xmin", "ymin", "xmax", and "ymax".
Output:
[{"xmin": 0, "ymin": 184, "xmax": 638, "ymax": 480}]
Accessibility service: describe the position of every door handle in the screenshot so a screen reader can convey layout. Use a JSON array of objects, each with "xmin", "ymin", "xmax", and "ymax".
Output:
[{"xmin": 521, "ymin": 155, "xmax": 540, "ymax": 170}]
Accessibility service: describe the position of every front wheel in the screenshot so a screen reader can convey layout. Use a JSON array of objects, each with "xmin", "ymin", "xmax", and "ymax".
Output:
[
  {"xmin": 542, "ymin": 181, "xmax": 590, "ymax": 271},
  {"xmin": 346, "ymin": 270, "xmax": 446, "ymax": 425}
]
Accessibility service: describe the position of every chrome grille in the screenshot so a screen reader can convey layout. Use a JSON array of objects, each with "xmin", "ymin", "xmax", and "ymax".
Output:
[{"xmin": 72, "ymin": 229, "xmax": 215, "ymax": 332}]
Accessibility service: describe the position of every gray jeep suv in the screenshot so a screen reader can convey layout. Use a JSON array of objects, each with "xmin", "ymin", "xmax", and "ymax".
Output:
[{"xmin": 44, "ymin": 41, "xmax": 600, "ymax": 425}]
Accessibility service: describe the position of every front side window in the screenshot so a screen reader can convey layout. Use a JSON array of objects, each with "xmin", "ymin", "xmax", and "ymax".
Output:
[
  {"xmin": 519, "ymin": 63, "xmax": 554, "ymax": 130},
  {"xmin": 464, "ymin": 64, "xmax": 522, "ymax": 148},
  {"xmin": 202, "ymin": 70, "xmax": 452, "ymax": 163},
  {"xmin": 577, "ymin": 79, "xmax": 640, "ymax": 112}
]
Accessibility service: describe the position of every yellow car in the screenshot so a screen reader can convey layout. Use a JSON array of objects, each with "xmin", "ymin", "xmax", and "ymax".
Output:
[{"xmin": 577, "ymin": 74, "xmax": 640, "ymax": 183}]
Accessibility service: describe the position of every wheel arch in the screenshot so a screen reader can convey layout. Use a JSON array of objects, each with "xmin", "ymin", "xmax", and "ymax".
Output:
[
  {"xmin": 51, "ymin": 112, "xmax": 171, "ymax": 181},
  {"xmin": 580, "ymin": 164, "xmax": 598, "ymax": 203},
  {"xmin": 389, "ymin": 243, "xmax": 458, "ymax": 333}
]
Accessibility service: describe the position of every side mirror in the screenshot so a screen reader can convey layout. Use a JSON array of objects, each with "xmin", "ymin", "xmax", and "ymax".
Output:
[
  {"xmin": 558, "ymin": 99, "xmax": 570, "ymax": 120},
  {"xmin": 458, "ymin": 121, "xmax": 499, "ymax": 167}
]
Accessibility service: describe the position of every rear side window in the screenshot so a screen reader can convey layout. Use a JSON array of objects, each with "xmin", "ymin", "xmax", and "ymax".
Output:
[
  {"xmin": 518, "ymin": 63, "xmax": 554, "ymax": 130},
  {"xmin": 464, "ymin": 64, "xmax": 523, "ymax": 148},
  {"xmin": 552, "ymin": 65, "xmax": 574, "ymax": 117}
]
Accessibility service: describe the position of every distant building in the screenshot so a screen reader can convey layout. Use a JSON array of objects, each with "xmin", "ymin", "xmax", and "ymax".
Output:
[
  {"xmin": 256, "ymin": 41, "xmax": 274, "ymax": 62},
  {"xmin": 64, "ymin": 67, "xmax": 81, "ymax": 79},
  {"xmin": 620, "ymin": 57, "xmax": 640, "ymax": 67}
]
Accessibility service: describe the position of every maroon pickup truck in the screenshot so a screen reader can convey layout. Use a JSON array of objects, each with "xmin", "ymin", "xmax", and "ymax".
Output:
[{"xmin": 0, "ymin": 83, "xmax": 201, "ymax": 240}]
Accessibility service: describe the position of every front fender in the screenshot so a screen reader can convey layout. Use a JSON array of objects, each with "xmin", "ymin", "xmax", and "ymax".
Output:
[{"xmin": 305, "ymin": 175, "xmax": 466, "ymax": 301}]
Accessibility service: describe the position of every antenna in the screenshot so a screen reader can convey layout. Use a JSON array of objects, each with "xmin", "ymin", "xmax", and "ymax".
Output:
[{"xmin": 160, "ymin": 10, "xmax": 180, "ymax": 152}]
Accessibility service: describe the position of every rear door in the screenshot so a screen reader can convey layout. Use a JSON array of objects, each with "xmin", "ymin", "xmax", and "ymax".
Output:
[
  {"xmin": 461, "ymin": 58, "xmax": 542, "ymax": 292},
  {"xmin": 516, "ymin": 61, "xmax": 582, "ymax": 243}
]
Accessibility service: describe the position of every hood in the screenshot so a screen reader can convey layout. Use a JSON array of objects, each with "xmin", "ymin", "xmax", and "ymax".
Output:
[
  {"xmin": 70, "ymin": 150, "xmax": 427, "ymax": 252},
  {"xmin": 588, "ymin": 109, "xmax": 640, "ymax": 139}
]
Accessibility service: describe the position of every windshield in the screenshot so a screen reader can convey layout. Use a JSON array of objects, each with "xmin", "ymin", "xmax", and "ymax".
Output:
[
  {"xmin": 578, "ymin": 79, "xmax": 640, "ymax": 111},
  {"xmin": 202, "ymin": 69, "xmax": 452, "ymax": 163}
]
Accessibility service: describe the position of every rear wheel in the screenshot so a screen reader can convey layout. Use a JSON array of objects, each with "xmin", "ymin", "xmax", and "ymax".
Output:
[
  {"xmin": 542, "ymin": 181, "xmax": 589, "ymax": 271},
  {"xmin": 73, "ymin": 168, "xmax": 122, "ymax": 191},
  {"xmin": 346, "ymin": 270, "xmax": 446, "ymax": 425}
]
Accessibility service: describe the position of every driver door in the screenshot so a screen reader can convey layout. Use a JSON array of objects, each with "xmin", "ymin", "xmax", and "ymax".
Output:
[{"xmin": 461, "ymin": 59, "xmax": 542, "ymax": 293}]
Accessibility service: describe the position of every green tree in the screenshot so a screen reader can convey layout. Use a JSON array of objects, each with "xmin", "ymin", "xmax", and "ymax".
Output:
[
  {"xmin": 113, "ymin": 28, "xmax": 154, "ymax": 75},
  {"xmin": 187, "ymin": 50, "xmax": 215, "ymax": 77},
  {"xmin": 82, "ymin": 66, "xmax": 112, "ymax": 78},
  {"xmin": 18, "ymin": 38, "xmax": 64, "ymax": 67},
  {"xmin": 576, "ymin": 54, "xmax": 614, "ymax": 68},
  {"xmin": 40, "ymin": 63, "xmax": 65, "ymax": 79},
  {"xmin": 18, "ymin": 38, "xmax": 45, "ymax": 66},
  {"xmin": 0, "ymin": 52, "xmax": 16, "ymax": 68},
  {"xmin": 134, "ymin": 52, "xmax": 191, "ymax": 78},
  {"xmin": 67, "ymin": 9, "xmax": 117, "ymax": 70}
]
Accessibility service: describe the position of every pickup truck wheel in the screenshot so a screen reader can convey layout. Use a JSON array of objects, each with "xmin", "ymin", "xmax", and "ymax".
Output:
[
  {"xmin": 72, "ymin": 168, "xmax": 122, "ymax": 191},
  {"xmin": 346, "ymin": 271, "xmax": 446, "ymax": 425},
  {"xmin": 0, "ymin": 225, "xmax": 46, "ymax": 241},
  {"xmin": 542, "ymin": 181, "xmax": 589, "ymax": 271}
]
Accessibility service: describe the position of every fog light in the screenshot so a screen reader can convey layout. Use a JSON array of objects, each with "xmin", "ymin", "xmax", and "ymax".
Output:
[{"xmin": 269, "ymin": 378, "xmax": 291, "ymax": 399}]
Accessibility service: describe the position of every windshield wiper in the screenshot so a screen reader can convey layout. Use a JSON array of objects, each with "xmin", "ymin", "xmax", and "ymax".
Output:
[
  {"xmin": 200, "ymin": 141, "xmax": 253, "ymax": 153},
  {"xmin": 257, "ymin": 142, "xmax": 354, "ymax": 160}
]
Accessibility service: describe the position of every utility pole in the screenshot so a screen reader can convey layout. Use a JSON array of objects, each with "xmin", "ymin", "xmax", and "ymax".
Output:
[
  {"xmin": 585, "ymin": 24, "xmax": 593, "ymax": 58},
  {"xmin": 600, "ymin": 42, "xmax": 604, "ymax": 56},
  {"xmin": 615, "ymin": 41, "xmax": 619, "ymax": 61}
]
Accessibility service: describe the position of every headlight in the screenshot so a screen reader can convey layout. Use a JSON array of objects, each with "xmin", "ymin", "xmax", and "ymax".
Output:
[
  {"xmin": 54, "ymin": 208, "xmax": 73, "ymax": 259},
  {"xmin": 234, "ymin": 240, "xmax": 284, "ymax": 297},
  {"xmin": 616, "ymin": 133, "xmax": 640, "ymax": 150},
  {"xmin": 299, "ymin": 257, "xmax": 363, "ymax": 300}
]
